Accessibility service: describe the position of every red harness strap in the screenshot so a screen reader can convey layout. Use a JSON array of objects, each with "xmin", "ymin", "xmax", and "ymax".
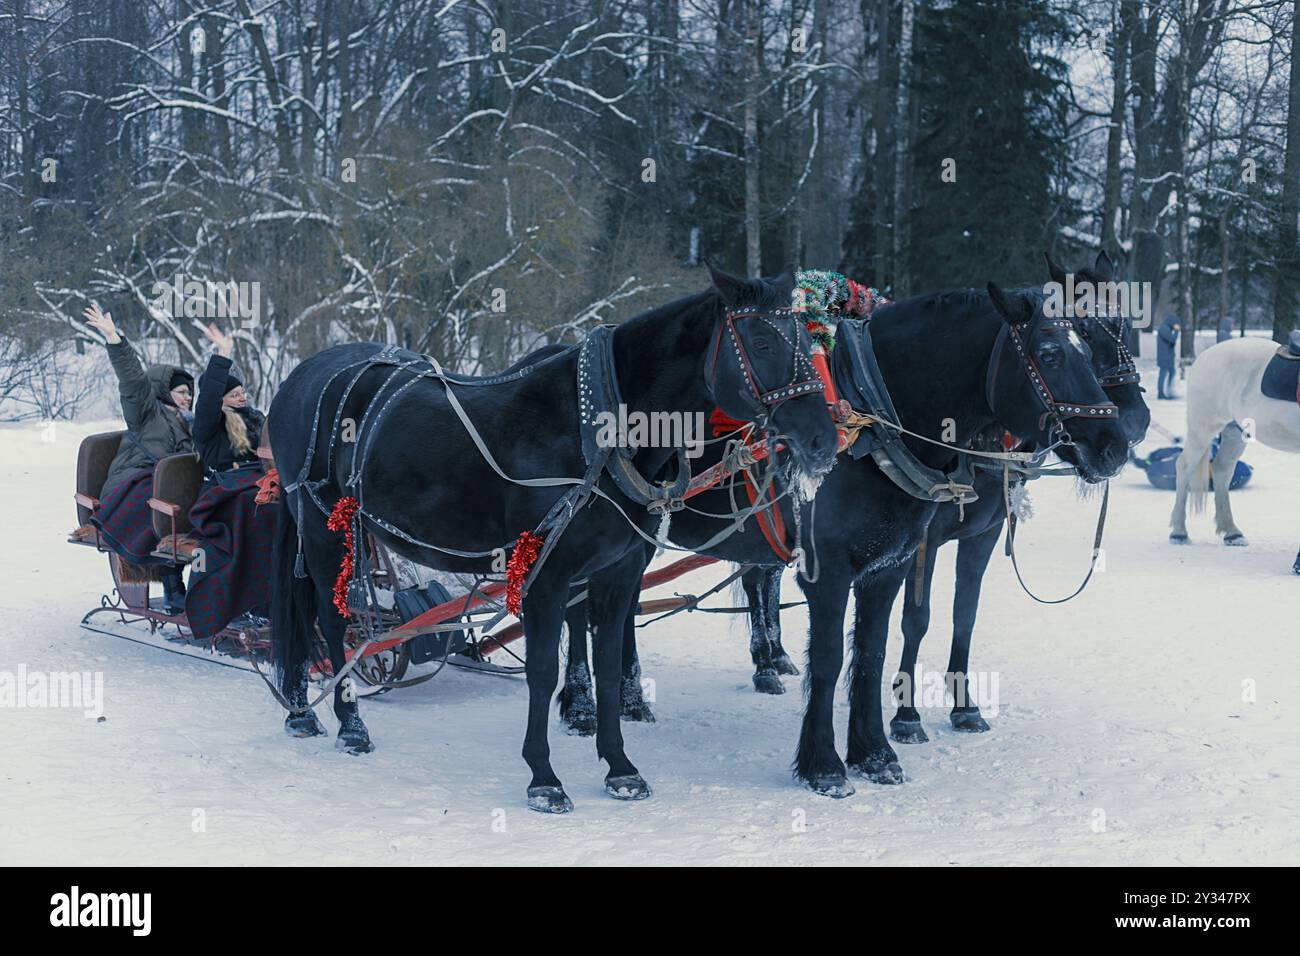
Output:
[{"xmin": 742, "ymin": 469, "xmax": 793, "ymax": 562}]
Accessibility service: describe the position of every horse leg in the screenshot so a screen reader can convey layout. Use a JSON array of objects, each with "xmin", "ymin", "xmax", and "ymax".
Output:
[
  {"xmin": 793, "ymin": 569, "xmax": 854, "ymax": 796},
  {"xmin": 522, "ymin": 579, "xmax": 573, "ymax": 813},
  {"xmin": 1211, "ymin": 423, "xmax": 1249, "ymax": 545},
  {"xmin": 619, "ymin": 611, "xmax": 656, "ymax": 722},
  {"xmin": 891, "ymin": 535, "xmax": 938, "ymax": 744},
  {"xmin": 558, "ymin": 594, "xmax": 597, "ymax": 736},
  {"xmin": 305, "ymin": 567, "xmax": 373, "ymax": 754},
  {"xmin": 743, "ymin": 566, "xmax": 784, "ymax": 695},
  {"xmin": 591, "ymin": 555, "xmax": 652, "ymax": 799},
  {"xmin": 846, "ymin": 565, "xmax": 909, "ymax": 785},
  {"xmin": 763, "ymin": 567, "xmax": 799, "ymax": 676},
  {"xmin": 947, "ymin": 524, "xmax": 1001, "ymax": 733}
]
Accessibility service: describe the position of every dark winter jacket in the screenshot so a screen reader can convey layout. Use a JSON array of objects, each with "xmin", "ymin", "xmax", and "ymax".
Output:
[
  {"xmin": 193, "ymin": 353, "xmax": 265, "ymax": 478},
  {"xmin": 104, "ymin": 339, "xmax": 195, "ymax": 483},
  {"xmin": 1157, "ymin": 315, "xmax": 1180, "ymax": 369}
]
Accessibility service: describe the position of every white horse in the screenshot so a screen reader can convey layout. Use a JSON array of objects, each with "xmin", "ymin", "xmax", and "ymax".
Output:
[{"xmin": 1170, "ymin": 336, "xmax": 1300, "ymax": 572}]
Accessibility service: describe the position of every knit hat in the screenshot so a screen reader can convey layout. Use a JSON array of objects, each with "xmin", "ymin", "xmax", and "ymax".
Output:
[
  {"xmin": 169, "ymin": 371, "xmax": 193, "ymax": 391},
  {"xmin": 223, "ymin": 371, "xmax": 243, "ymax": 395}
]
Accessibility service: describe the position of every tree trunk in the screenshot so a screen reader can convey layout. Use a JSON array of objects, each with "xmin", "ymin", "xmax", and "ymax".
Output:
[
  {"xmin": 1273, "ymin": 0, "xmax": 1300, "ymax": 344},
  {"xmin": 872, "ymin": 0, "xmax": 894, "ymax": 287},
  {"xmin": 1102, "ymin": 1, "xmax": 1135, "ymax": 254},
  {"xmin": 892, "ymin": 0, "xmax": 915, "ymax": 297},
  {"xmin": 743, "ymin": 1, "xmax": 762, "ymax": 276}
]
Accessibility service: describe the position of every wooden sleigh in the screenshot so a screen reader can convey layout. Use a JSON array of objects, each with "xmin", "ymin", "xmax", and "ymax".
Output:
[{"xmin": 70, "ymin": 429, "xmax": 725, "ymax": 693}]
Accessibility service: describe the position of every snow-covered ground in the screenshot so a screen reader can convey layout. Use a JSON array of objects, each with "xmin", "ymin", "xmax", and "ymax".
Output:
[{"xmin": 2, "ymin": 355, "xmax": 1297, "ymax": 866}]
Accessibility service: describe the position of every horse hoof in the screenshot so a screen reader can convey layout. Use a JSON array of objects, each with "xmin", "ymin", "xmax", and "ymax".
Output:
[
  {"xmin": 850, "ymin": 756, "xmax": 907, "ymax": 785},
  {"xmin": 889, "ymin": 718, "xmax": 929, "ymax": 744},
  {"xmin": 562, "ymin": 714, "xmax": 596, "ymax": 737},
  {"xmin": 950, "ymin": 709, "xmax": 991, "ymax": 733},
  {"xmin": 1223, "ymin": 533, "xmax": 1248, "ymax": 547},
  {"xmin": 335, "ymin": 714, "xmax": 373, "ymax": 754},
  {"xmin": 620, "ymin": 702, "xmax": 656, "ymax": 724},
  {"xmin": 605, "ymin": 774, "xmax": 653, "ymax": 800},
  {"xmin": 335, "ymin": 733, "xmax": 374, "ymax": 755},
  {"xmin": 527, "ymin": 786, "xmax": 574, "ymax": 814},
  {"xmin": 284, "ymin": 711, "xmax": 326, "ymax": 738},
  {"xmin": 806, "ymin": 774, "xmax": 855, "ymax": 798},
  {"xmin": 772, "ymin": 653, "xmax": 800, "ymax": 676},
  {"xmin": 559, "ymin": 691, "xmax": 596, "ymax": 737},
  {"xmin": 753, "ymin": 671, "xmax": 785, "ymax": 695},
  {"xmin": 1169, "ymin": 532, "xmax": 1189, "ymax": 544}
]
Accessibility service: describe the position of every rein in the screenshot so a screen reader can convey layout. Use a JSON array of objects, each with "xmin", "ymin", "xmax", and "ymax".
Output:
[{"xmin": 1001, "ymin": 463, "xmax": 1109, "ymax": 604}]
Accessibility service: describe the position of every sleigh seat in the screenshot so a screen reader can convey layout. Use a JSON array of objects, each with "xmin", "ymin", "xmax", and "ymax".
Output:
[{"xmin": 147, "ymin": 452, "xmax": 204, "ymax": 564}]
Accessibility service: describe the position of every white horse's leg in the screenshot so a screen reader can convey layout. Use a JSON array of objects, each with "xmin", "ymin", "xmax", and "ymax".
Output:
[{"xmin": 1211, "ymin": 422, "xmax": 1249, "ymax": 545}]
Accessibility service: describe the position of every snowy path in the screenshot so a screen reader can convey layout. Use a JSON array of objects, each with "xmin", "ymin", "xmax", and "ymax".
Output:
[{"xmin": 2, "ymin": 376, "xmax": 1297, "ymax": 865}]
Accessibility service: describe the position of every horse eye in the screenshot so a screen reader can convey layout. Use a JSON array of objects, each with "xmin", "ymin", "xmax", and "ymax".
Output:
[
  {"xmin": 751, "ymin": 336, "xmax": 773, "ymax": 353},
  {"xmin": 1037, "ymin": 345, "xmax": 1063, "ymax": 368}
]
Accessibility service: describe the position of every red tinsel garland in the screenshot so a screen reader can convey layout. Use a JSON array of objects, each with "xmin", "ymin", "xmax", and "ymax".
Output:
[
  {"xmin": 506, "ymin": 530, "xmax": 544, "ymax": 616},
  {"xmin": 326, "ymin": 496, "xmax": 360, "ymax": 619}
]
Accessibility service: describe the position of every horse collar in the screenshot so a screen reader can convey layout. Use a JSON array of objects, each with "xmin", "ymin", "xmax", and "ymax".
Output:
[{"xmin": 577, "ymin": 326, "xmax": 691, "ymax": 512}]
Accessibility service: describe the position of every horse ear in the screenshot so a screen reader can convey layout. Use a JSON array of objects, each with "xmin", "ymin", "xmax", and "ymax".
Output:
[
  {"xmin": 1043, "ymin": 251, "xmax": 1067, "ymax": 287},
  {"xmin": 769, "ymin": 266, "xmax": 796, "ymax": 300},
  {"xmin": 988, "ymin": 283, "xmax": 1033, "ymax": 325},
  {"xmin": 706, "ymin": 259, "xmax": 754, "ymax": 307},
  {"xmin": 1094, "ymin": 249, "xmax": 1115, "ymax": 280}
]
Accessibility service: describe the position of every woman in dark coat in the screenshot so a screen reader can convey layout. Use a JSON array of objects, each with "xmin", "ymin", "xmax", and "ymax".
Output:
[
  {"xmin": 82, "ymin": 303, "xmax": 194, "ymax": 611},
  {"xmin": 192, "ymin": 324, "xmax": 265, "ymax": 483},
  {"xmin": 181, "ymin": 325, "xmax": 276, "ymax": 638}
]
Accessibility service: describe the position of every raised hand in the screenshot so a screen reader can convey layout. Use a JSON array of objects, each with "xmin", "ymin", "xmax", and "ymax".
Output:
[
  {"xmin": 83, "ymin": 303, "xmax": 121, "ymax": 345},
  {"xmin": 204, "ymin": 322, "xmax": 235, "ymax": 358}
]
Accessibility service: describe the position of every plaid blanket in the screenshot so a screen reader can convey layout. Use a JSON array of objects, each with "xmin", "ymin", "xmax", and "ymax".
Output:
[
  {"xmin": 90, "ymin": 468, "xmax": 167, "ymax": 566},
  {"xmin": 184, "ymin": 469, "xmax": 276, "ymax": 642}
]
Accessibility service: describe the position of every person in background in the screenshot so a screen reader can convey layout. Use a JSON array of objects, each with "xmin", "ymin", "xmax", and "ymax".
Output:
[
  {"xmin": 1216, "ymin": 315, "xmax": 1234, "ymax": 344},
  {"xmin": 81, "ymin": 303, "xmax": 194, "ymax": 612},
  {"xmin": 1157, "ymin": 313, "xmax": 1181, "ymax": 399},
  {"xmin": 192, "ymin": 324, "xmax": 264, "ymax": 484}
]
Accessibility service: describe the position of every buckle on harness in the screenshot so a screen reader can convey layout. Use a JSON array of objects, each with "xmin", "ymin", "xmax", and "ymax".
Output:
[{"xmin": 648, "ymin": 495, "xmax": 685, "ymax": 515}]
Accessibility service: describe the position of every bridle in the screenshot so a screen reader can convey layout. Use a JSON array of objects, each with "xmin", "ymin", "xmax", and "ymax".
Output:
[
  {"xmin": 1078, "ymin": 309, "xmax": 1141, "ymax": 389},
  {"xmin": 986, "ymin": 313, "xmax": 1119, "ymax": 447},
  {"xmin": 708, "ymin": 306, "xmax": 825, "ymax": 429}
]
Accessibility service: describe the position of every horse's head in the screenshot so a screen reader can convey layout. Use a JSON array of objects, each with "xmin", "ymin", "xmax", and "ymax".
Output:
[
  {"xmin": 1045, "ymin": 250, "xmax": 1151, "ymax": 447},
  {"xmin": 986, "ymin": 282, "xmax": 1128, "ymax": 483},
  {"xmin": 704, "ymin": 262, "xmax": 838, "ymax": 493}
]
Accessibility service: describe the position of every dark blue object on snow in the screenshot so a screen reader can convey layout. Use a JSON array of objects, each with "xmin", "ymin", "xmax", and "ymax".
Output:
[{"xmin": 1134, "ymin": 442, "xmax": 1253, "ymax": 492}]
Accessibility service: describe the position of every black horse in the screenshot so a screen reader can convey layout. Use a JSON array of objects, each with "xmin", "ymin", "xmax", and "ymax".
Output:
[
  {"xmin": 266, "ymin": 265, "xmax": 839, "ymax": 813},
  {"xmin": 889, "ymin": 251, "xmax": 1150, "ymax": 743},
  {"xmin": 561, "ymin": 281, "xmax": 1131, "ymax": 795}
]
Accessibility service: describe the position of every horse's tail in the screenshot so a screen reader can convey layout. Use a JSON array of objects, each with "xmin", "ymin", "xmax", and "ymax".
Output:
[
  {"xmin": 271, "ymin": 490, "xmax": 317, "ymax": 692},
  {"xmin": 1184, "ymin": 440, "xmax": 1213, "ymax": 515}
]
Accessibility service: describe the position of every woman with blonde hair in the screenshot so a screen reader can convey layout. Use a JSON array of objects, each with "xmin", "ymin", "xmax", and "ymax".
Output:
[
  {"xmin": 180, "ymin": 324, "xmax": 277, "ymax": 638},
  {"xmin": 192, "ymin": 324, "xmax": 264, "ymax": 482}
]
